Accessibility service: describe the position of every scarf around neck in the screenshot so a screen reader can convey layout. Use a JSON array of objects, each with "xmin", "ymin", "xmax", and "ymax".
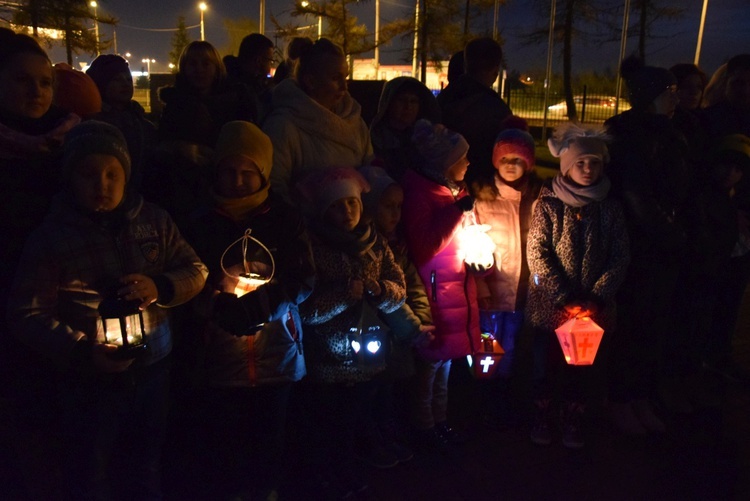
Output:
[
  {"xmin": 312, "ymin": 219, "xmax": 378, "ymax": 259},
  {"xmin": 551, "ymin": 173, "xmax": 611, "ymax": 207},
  {"xmin": 211, "ymin": 183, "xmax": 270, "ymax": 223}
]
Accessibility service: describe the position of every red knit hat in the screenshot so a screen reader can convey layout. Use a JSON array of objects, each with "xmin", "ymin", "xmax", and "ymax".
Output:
[
  {"xmin": 53, "ymin": 63, "xmax": 102, "ymax": 117},
  {"xmin": 492, "ymin": 116, "xmax": 535, "ymax": 172}
]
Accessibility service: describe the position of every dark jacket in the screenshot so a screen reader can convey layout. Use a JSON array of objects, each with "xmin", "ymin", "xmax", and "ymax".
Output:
[
  {"xmin": 437, "ymin": 74, "xmax": 512, "ymax": 183},
  {"xmin": 186, "ymin": 195, "xmax": 315, "ymax": 386}
]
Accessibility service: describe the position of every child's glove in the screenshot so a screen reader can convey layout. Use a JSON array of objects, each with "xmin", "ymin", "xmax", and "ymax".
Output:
[
  {"xmin": 455, "ymin": 195, "xmax": 475, "ymax": 213},
  {"xmin": 212, "ymin": 291, "xmax": 270, "ymax": 336}
]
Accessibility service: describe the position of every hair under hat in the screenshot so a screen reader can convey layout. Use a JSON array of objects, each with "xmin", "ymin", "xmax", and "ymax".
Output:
[
  {"xmin": 548, "ymin": 122, "xmax": 610, "ymax": 177},
  {"xmin": 412, "ymin": 119, "xmax": 469, "ymax": 176},
  {"xmin": 63, "ymin": 120, "xmax": 131, "ymax": 181},
  {"xmin": 621, "ymin": 55, "xmax": 676, "ymax": 110},
  {"xmin": 493, "ymin": 116, "xmax": 535, "ymax": 173},
  {"xmin": 86, "ymin": 54, "xmax": 131, "ymax": 97}
]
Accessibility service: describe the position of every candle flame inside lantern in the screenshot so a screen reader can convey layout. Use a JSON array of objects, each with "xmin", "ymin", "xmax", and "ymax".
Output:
[{"xmin": 233, "ymin": 272, "xmax": 267, "ymax": 297}]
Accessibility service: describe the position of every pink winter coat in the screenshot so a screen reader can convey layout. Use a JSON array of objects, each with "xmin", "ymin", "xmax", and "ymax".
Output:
[{"xmin": 401, "ymin": 169, "xmax": 481, "ymax": 361}]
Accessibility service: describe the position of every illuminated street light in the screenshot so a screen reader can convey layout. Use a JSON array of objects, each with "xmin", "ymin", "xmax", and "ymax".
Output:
[
  {"xmin": 90, "ymin": 1, "xmax": 99, "ymax": 56},
  {"xmin": 199, "ymin": 2, "xmax": 207, "ymax": 41},
  {"xmin": 300, "ymin": 1, "xmax": 322, "ymax": 39},
  {"xmin": 141, "ymin": 58, "xmax": 155, "ymax": 75}
]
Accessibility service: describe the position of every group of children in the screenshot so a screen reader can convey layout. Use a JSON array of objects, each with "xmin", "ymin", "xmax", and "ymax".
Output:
[{"xmin": 3, "ymin": 26, "xmax": 750, "ymax": 501}]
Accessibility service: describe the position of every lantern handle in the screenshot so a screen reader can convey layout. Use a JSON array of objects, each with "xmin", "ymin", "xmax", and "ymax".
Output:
[{"xmin": 220, "ymin": 228, "xmax": 276, "ymax": 284}]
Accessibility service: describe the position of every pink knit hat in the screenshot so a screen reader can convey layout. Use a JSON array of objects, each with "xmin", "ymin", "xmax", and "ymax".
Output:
[
  {"xmin": 298, "ymin": 167, "xmax": 371, "ymax": 216},
  {"xmin": 492, "ymin": 116, "xmax": 535, "ymax": 173}
]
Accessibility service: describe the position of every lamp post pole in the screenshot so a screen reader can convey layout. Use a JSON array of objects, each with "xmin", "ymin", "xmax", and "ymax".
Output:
[
  {"xmin": 90, "ymin": 1, "xmax": 99, "ymax": 56},
  {"xmin": 199, "ymin": 3, "xmax": 207, "ymax": 41},
  {"xmin": 694, "ymin": 0, "xmax": 709, "ymax": 65}
]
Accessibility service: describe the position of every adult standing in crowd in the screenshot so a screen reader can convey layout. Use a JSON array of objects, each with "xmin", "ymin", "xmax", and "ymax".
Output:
[
  {"xmin": 369, "ymin": 76, "xmax": 440, "ymax": 182},
  {"xmin": 605, "ymin": 56, "xmax": 691, "ymax": 435},
  {"xmin": 225, "ymin": 33, "xmax": 276, "ymax": 122},
  {"xmin": 263, "ymin": 37, "xmax": 372, "ymax": 201},
  {"xmin": 437, "ymin": 37, "xmax": 512, "ymax": 185}
]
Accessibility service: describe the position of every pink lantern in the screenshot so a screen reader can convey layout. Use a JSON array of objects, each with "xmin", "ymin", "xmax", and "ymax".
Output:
[
  {"xmin": 554, "ymin": 317, "xmax": 604, "ymax": 365},
  {"xmin": 457, "ymin": 213, "xmax": 496, "ymax": 270},
  {"xmin": 467, "ymin": 333, "xmax": 505, "ymax": 379}
]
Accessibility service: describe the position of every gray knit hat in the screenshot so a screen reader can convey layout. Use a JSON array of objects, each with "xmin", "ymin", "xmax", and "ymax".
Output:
[{"xmin": 62, "ymin": 121, "xmax": 131, "ymax": 182}]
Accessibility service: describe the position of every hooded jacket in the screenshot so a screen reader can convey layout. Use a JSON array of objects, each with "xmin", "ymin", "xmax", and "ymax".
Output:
[
  {"xmin": 369, "ymin": 77, "xmax": 441, "ymax": 181},
  {"xmin": 263, "ymin": 78, "xmax": 373, "ymax": 201},
  {"xmin": 401, "ymin": 169, "xmax": 481, "ymax": 361},
  {"xmin": 9, "ymin": 194, "xmax": 208, "ymax": 368}
]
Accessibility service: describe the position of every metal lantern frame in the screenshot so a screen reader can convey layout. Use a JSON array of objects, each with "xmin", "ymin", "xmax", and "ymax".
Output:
[
  {"xmin": 467, "ymin": 333, "xmax": 505, "ymax": 379},
  {"xmin": 220, "ymin": 228, "xmax": 276, "ymax": 297},
  {"xmin": 98, "ymin": 296, "xmax": 148, "ymax": 360},
  {"xmin": 554, "ymin": 316, "xmax": 605, "ymax": 366}
]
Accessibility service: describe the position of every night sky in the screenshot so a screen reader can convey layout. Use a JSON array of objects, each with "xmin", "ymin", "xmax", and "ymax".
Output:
[{"xmin": 47, "ymin": 0, "xmax": 750, "ymax": 78}]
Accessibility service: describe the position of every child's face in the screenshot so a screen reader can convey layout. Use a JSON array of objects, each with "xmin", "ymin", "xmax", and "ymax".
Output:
[
  {"xmin": 375, "ymin": 184, "xmax": 403, "ymax": 235},
  {"xmin": 567, "ymin": 155, "xmax": 603, "ymax": 186},
  {"xmin": 325, "ymin": 196, "xmax": 362, "ymax": 232},
  {"xmin": 183, "ymin": 51, "xmax": 218, "ymax": 94},
  {"xmin": 445, "ymin": 153, "xmax": 470, "ymax": 183},
  {"xmin": 677, "ymin": 74, "xmax": 704, "ymax": 111},
  {"xmin": 0, "ymin": 52, "xmax": 53, "ymax": 119},
  {"xmin": 216, "ymin": 155, "xmax": 264, "ymax": 199},
  {"xmin": 386, "ymin": 91, "xmax": 420, "ymax": 130},
  {"xmin": 104, "ymin": 71, "xmax": 134, "ymax": 107},
  {"xmin": 495, "ymin": 153, "xmax": 527, "ymax": 182},
  {"xmin": 652, "ymin": 84, "xmax": 679, "ymax": 118},
  {"xmin": 71, "ymin": 154, "xmax": 127, "ymax": 212}
]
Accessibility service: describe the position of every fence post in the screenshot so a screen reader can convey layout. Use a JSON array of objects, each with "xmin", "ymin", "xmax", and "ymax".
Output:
[{"xmin": 581, "ymin": 85, "xmax": 587, "ymax": 122}]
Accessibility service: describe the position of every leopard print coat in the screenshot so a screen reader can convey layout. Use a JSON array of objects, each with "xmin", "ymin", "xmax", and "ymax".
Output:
[{"xmin": 526, "ymin": 185, "xmax": 630, "ymax": 333}]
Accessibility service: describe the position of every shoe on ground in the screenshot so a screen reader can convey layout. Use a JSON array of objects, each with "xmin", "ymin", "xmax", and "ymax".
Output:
[
  {"xmin": 609, "ymin": 401, "xmax": 647, "ymax": 436},
  {"xmin": 658, "ymin": 377, "xmax": 694, "ymax": 414},
  {"xmin": 530, "ymin": 401, "xmax": 553, "ymax": 446},
  {"xmin": 413, "ymin": 427, "xmax": 449, "ymax": 454},
  {"xmin": 384, "ymin": 441, "xmax": 414, "ymax": 463},
  {"xmin": 561, "ymin": 402, "xmax": 585, "ymax": 449},
  {"xmin": 436, "ymin": 422, "xmax": 467, "ymax": 444},
  {"xmin": 631, "ymin": 398, "xmax": 666, "ymax": 433},
  {"xmin": 356, "ymin": 444, "xmax": 399, "ymax": 469}
]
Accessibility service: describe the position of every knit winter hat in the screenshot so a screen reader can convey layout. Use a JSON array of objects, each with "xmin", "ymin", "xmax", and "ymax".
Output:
[
  {"xmin": 714, "ymin": 134, "xmax": 750, "ymax": 172},
  {"xmin": 63, "ymin": 120, "xmax": 131, "ymax": 181},
  {"xmin": 493, "ymin": 116, "xmax": 535, "ymax": 173},
  {"xmin": 359, "ymin": 164, "xmax": 399, "ymax": 218},
  {"xmin": 86, "ymin": 54, "xmax": 131, "ymax": 97},
  {"xmin": 53, "ymin": 63, "xmax": 102, "ymax": 118},
  {"xmin": 621, "ymin": 56, "xmax": 676, "ymax": 110},
  {"xmin": 412, "ymin": 119, "xmax": 469, "ymax": 176},
  {"xmin": 298, "ymin": 167, "xmax": 370, "ymax": 216},
  {"xmin": 548, "ymin": 122, "xmax": 610, "ymax": 176},
  {"xmin": 213, "ymin": 121, "xmax": 273, "ymax": 182}
]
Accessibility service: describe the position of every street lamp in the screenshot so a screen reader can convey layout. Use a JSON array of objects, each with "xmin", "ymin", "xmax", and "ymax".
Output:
[
  {"xmin": 694, "ymin": 0, "xmax": 709, "ymax": 65},
  {"xmin": 90, "ymin": 1, "xmax": 99, "ymax": 56},
  {"xmin": 141, "ymin": 58, "xmax": 155, "ymax": 75},
  {"xmin": 300, "ymin": 1, "xmax": 322, "ymax": 39},
  {"xmin": 199, "ymin": 2, "xmax": 207, "ymax": 41}
]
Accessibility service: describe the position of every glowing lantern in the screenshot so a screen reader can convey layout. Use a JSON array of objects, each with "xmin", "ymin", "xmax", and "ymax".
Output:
[
  {"xmin": 220, "ymin": 228, "xmax": 275, "ymax": 297},
  {"xmin": 98, "ymin": 297, "xmax": 148, "ymax": 360},
  {"xmin": 466, "ymin": 333, "xmax": 505, "ymax": 379},
  {"xmin": 554, "ymin": 317, "xmax": 604, "ymax": 365},
  {"xmin": 457, "ymin": 213, "xmax": 496, "ymax": 270},
  {"xmin": 348, "ymin": 303, "xmax": 390, "ymax": 367}
]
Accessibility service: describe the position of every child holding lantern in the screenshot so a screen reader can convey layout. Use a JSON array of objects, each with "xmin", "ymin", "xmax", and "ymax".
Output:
[
  {"xmin": 472, "ymin": 116, "xmax": 544, "ymax": 427},
  {"xmin": 526, "ymin": 122, "xmax": 630, "ymax": 449},
  {"xmin": 401, "ymin": 119, "xmax": 481, "ymax": 451},
  {"xmin": 7, "ymin": 120, "xmax": 208, "ymax": 499},
  {"xmin": 184, "ymin": 121, "xmax": 315, "ymax": 500},
  {"xmin": 297, "ymin": 167, "xmax": 406, "ymax": 497}
]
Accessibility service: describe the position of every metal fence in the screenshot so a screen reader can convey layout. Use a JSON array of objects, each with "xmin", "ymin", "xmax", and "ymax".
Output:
[{"xmin": 505, "ymin": 89, "xmax": 630, "ymax": 124}]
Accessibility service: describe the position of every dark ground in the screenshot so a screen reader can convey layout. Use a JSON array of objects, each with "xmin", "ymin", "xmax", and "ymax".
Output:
[
  {"xmin": 160, "ymin": 289, "xmax": 750, "ymax": 501},
  {"xmin": 2, "ymin": 291, "xmax": 748, "ymax": 501}
]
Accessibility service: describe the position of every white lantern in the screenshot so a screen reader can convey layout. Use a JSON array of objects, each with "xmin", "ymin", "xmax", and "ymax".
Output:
[
  {"xmin": 220, "ymin": 228, "xmax": 275, "ymax": 297},
  {"xmin": 457, "ymin": 212, "xmax": 496, "ymax": 269}
]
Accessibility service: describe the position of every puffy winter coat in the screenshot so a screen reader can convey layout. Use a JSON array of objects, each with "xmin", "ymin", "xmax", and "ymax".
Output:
[
  {"xmin": 263, "ymin": 78, "xmax": 373, "ymax": 201},
  {"xmin": 9, "ymin": 193, "xmax": 208, "ymax": 367},
  {"xmin": 186, "ymin": 196, "xmax": 315, "ymax": 386},
  {"xmin": 401, "ymin": 169, "xmax": 481, "ymax": 361},
  {"xmin": 473, "ymin": 173, "xmax": 543, "ymax": 312},
  {"xmin": 526, "ymin": 184, "xmax": 630, "ymax": 333}
]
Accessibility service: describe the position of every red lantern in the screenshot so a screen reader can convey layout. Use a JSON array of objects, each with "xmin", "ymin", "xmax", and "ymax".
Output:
[
  {"xmin": 467, "ymin": 333, "xmax": 505, "ymax": 379},
  {"xmin": 554, "ymin": 317, "xmax": 604, "ymax": 365}
]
